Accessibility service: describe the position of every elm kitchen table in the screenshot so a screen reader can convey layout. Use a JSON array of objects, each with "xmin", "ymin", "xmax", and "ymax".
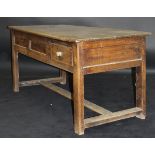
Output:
[{"xmin": 8, "ymin": 25, "xmax": 151, "ymax": 135}]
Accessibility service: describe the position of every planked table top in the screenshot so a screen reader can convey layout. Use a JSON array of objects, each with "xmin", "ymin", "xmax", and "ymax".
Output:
[{"xmin": 8, "ymin": 25, "xmax": 151, "ymax": 42}]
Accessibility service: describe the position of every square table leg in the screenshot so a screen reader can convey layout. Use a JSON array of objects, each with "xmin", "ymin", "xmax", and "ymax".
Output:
[
  {"xmin": 73, "ymin": 44, "xmax": 84, "ymax": 135},
  {"xmin": 11, "ymin": 31, "xmax": 19, "ymax": 92},
  {"xmin": 136, "ymin": 45, "xmax": 146, "ymax": 119},
  {"xmin": 73, "ymin": 69, "xmax": 84, "ymax": 135},
  {"xmin": 136, "ymin": 65, "xmax": 146, "ymax": 119}
]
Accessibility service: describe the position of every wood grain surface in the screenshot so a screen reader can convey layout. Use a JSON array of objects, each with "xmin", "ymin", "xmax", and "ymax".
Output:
[{"xmin": 8, "ymin": 25, "xmax": 151, "ymax": 42}]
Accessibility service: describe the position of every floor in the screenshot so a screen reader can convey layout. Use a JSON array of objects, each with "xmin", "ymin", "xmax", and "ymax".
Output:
[{"xmin": 0, "ymin": 61, "xmax": 155, "ymax": 138}]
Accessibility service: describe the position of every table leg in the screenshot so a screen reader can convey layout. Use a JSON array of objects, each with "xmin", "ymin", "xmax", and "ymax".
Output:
[
  {"xmin": 73, "ymin": 44, "xmax": 84, "ymax": 135},
  {"xmin": 60, "ymin": 70, "xmax": 66, "ymax": 85},
  {"xmin": 136, "ymin": 47, "xmax": 146, "ymax": 119},
  {"xmin": 11, "ymin": 32, "xmax": 19, "ymax": 92},
  {"xmin": 73, "ymin": 69, "xmax": 84, "ymax": 135}
]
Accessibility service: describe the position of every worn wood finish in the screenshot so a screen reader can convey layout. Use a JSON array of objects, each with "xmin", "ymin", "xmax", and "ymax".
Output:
[
  {"xmin": 135, "ymin": 39, "xmax": 147, "ymax": 119},
  {"xmin": 14, "ymin": 31, "xmax": 29, "ymax": 47},
  {"xmin": 19, "ymin": 77, "xmax": 63, "ymax": 87},
  {"xmin": 84, "ymin": 107, "xmax": 142, "ymax": 128},
  {"xmin": 11, "ymin": 30, "xmax": 19, "ymax": 92},
  {"xmin": 79, "ymin": 36, "xmax": 145, "ymax": 49},
  {"xmin": 14, "ymin": 44, "xmax": 50, "ymax": 63},
  {"xmin": 72, "ymin": 44, "xmax": 84, "ymax": 135},
  {"xmin": 50, "ymin": 42, "xmax": 73, "ymax": 67},
  {"xmin": 82, "ymin": 44, "xmax": 142, "ymax": 67},
  {"xmin": 83, "ymin": 59, "xmax": 142, "ymax": 75},
  {"xmin": 8, "ymin": 25, "xmax": 151, "ymax": 42},
  {"xmin": 9, "ymin": 25, "xmax": 150, "ymax": 135},
  {"xmin": 81, "ymin": 37, "xmax": 144, "ymax": 75},
  {"xmin": 39, "ymin": 81, "xmax": 112, "ymax": 115},
  {"xmin": 14, "ymin": 36, "xmax": 74, "ymax": 73}
]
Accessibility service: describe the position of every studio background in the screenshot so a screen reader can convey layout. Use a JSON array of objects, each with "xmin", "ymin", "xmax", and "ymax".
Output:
[{"xmin": 0, "ymin": 17, "xmax": 154, "ymax": 137}]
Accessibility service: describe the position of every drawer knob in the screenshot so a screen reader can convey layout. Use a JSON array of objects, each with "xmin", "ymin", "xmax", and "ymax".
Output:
[{"xmin": 56, "ymin": 51, "xmax": 63, "ymax": 58}]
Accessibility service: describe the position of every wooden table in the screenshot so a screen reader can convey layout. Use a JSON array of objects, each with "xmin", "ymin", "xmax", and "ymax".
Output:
[{"xmin": 8, "ymin": 25, "xmax": 151, "ymax": 135}]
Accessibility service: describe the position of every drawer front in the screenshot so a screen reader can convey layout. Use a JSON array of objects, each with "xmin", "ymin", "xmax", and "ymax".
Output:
[
  {"xmin": 82, "ymin": 44, "xmax": 142, "ymax": 67},
  {"xmin": 15, "ymin": 31, "xmax": 29, "ymax": 47},
  {"xmin": 50, "ymin": 43, "xmax": 73, "ymax": 67},
  {"xmin": 14, "ymin": 31, "xmax": 50, "ymax": 62},
  {"xmin": 14, "ymin": 31, "xmax": 74, "ymax": 72},
  {"xmin": 30, "ymin": 34, "xmax": 50, "ymax": 55}
]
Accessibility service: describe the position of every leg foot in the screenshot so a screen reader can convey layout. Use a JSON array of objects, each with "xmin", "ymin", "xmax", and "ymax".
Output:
[
  {"xmin": 59, "ymin": 70, "xmax": 66, "ymax": 85},
  {"xmin": 13, "ymin": 87, "xmax": 19, "ymax": 93},
  {"xmin": 136, "ymin": 113, "xmax": 146, "ymax": 119},
  {"xmin": 75, "ymin": 130, "xmax": 84, "ymax": 135}
]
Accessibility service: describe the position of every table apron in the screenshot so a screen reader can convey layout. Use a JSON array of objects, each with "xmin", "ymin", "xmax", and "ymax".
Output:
[{"xmin": 83, "ymin": 58, "xmax": 142, "ymax": 75}]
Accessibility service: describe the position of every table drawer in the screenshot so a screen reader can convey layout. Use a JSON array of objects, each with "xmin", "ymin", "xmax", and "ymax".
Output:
[
  {"xmin": 82, "ymin": 44, "xmax": 142, "ymax": 67},
  {"xmin": 30, "ymin": 34, "xmax": 50, "ymax": 55},
  {"xmin": 14, "ymin": 31, "xmax": 73, "ymax": 70},
  {"xmin": 14, "ymin": 31, "xmax": 50, "ymax": 62},
  {"xmin": 15, "ymin": 31, "xmax": 29, "ymax": 47},
  {"xmin": 50, "ymin": 43, "xmax": 73, "ymax": 67}
]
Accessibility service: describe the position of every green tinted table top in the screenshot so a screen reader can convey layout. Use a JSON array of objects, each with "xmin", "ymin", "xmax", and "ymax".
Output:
[{"xmin": 8, "ymin": 25, "xmax": 151, "ymax": 42}]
